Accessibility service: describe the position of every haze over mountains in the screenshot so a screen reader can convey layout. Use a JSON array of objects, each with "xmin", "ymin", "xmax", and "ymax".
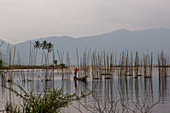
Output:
[{"xmin": 0, "ymin": 28, "xmax": 169, "ymax": 65}]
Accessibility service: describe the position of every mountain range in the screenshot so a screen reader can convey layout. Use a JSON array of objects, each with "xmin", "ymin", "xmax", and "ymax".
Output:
[{"xmin": 0, "ymin": 28, "xmax": 169, "ymax": 65}]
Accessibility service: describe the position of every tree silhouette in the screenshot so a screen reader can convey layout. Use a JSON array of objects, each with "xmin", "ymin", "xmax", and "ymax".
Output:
[
  {"xmin": 34, "ymin": 41, "xmax": 41, "ymax": 65},
  {"xmin": 34, "ymin": 41, "xmax": 41, "ymax": 49},
  {"xmin": 47, "ymin": 42, "xmax": 54, "ymax": 53},
  {"xmin": 42, "ymin": 40, "xmax": 48, "ymax": 50},
  {"xmin": 34, "ymin": 40, "xmax": 54, "ymax": 65}
]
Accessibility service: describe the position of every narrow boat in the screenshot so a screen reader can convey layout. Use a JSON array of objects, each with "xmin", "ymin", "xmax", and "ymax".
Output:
[{"xmin": 74, "ymin": 76, "xmax": 88, "ymax": 82}]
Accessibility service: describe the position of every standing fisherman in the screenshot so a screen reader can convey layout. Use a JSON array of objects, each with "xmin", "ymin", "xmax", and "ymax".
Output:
[{"xmin": 74, "ymin": 67, "xmax": 78, "ymax": 78}]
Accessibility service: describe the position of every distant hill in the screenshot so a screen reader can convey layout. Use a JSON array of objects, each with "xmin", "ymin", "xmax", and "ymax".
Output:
[{"xmin": 0, "ymin": 28, "xmax": 169, "ymax": 65}]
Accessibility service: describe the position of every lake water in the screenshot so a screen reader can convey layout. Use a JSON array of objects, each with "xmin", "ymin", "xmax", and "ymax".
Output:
[{"xmin": 0, "ymin": 68, "xmax": 170, "ymax": 113}]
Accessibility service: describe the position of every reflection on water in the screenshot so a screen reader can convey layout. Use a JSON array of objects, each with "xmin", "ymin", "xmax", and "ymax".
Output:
[{"xmin": 0, "ymin": 69, "xmax": 170, "ymax": 112}]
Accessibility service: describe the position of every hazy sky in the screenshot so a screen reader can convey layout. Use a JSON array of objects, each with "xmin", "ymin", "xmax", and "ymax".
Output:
[{"xmin": 0, "ymin": 0, "xmax": 170, "ymax": 44}]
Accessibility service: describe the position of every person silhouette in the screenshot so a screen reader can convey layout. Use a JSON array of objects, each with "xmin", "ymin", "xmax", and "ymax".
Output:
[{"xmin": 74, "ymin": 67, "xmax": 78, "ymax": 78}]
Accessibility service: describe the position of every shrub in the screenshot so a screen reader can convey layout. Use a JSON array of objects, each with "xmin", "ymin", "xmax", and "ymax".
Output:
[{"xmin": 4, "ymin": 83, "xmax": 90, "ymax": 113}]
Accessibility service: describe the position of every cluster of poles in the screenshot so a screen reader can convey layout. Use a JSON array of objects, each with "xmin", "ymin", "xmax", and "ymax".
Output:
[
  {"xmin": 90, "ymin": 49, "xmax": 169, "ymax": 79},
  {"xmin": 0, "ymin": 41, "xmax": 169, "ymax": 82}
]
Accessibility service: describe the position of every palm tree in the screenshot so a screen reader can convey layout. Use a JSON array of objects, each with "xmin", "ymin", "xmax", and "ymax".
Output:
[
  {"xmin": 45, "ymin": 42, "xmax": 53, "ymax": 66},
  {"xmin": 34, "ymin": 41, "xmax": 41, "ymax": 49},
  {"xmin": 47, "ymin": 42, "xmax": 54, "ymax": 53},
  {"xmin": 41, "ymin": 40, "xmax": 48, "ymax": 65},
  {"xmin": 42, "ymin": 40, "xmax": 48, "ymax": 50},
  {"xmin": 34, "ymin": 41, "xmax": 41, "ymax": 65}
]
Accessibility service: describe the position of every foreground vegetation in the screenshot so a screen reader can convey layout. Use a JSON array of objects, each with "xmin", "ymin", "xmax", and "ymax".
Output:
[
  {"xmin": 2, "ymin": 81, "xmax": 160, "ymax": 113},
  {"xmin": 4, "ymin": 83, "xmax": 90, "ymax": 113}
]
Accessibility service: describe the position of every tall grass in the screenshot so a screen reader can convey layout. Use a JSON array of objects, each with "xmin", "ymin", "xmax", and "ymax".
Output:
[{"xmin": 4, "ymin": 82, "xmax": 91, "ymax": 113}]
